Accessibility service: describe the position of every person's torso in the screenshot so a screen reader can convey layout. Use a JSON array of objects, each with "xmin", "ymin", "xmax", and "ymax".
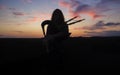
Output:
[{"xmin": 46, "ymin": 22, "xmax": 68, "ymax": 35}]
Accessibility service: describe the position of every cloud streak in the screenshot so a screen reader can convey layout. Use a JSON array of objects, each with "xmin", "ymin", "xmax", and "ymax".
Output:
[
  {"xmin": 85, "ymin": 30, "xmax": 120, "ymax": 37},
  {"xmin": 0, "ymin": 4, "xmax": 25, "ymax": 17},
  {"xmin": 13, "ymin": 31, "xmax": 24, "ymax": 33},
  {"xmin": 102, "ymin": 31, "xmax": 120, "ymax": 36},
  {"xmin": 0, "ymin": 34, "xmax": 5, "ymax": 36},
  {"xmin": 12, "ymin": 11, "xmax": 25, "ymax": 16},
  {"xmin": 9, "ymin": 8, "xmax": 16, "ymax": 11},
  {"xmin": 97, "ymin": 0, "xmax": 120, "ymax": 6},
  {"xmin": 82, "ymin": 21, "xmax": 120, "ymax": 30},
  {"xmin": 95, "ymin": 21, "xmax": 120, "ymax": 26}
]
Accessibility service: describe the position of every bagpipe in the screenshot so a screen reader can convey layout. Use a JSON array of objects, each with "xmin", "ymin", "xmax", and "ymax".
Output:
[
  {"xmin": 41, "ymin": 16, "xmax": 85, "ymax": 37},
  {"xmin": 66, "ymin": 16, "xmax": 85, "ymax": 25}
]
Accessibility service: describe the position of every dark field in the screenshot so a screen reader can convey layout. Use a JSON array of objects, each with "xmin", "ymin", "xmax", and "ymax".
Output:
[{"xmin": 0, "ymin": 37, "xmax": 120, "ymax": 73}]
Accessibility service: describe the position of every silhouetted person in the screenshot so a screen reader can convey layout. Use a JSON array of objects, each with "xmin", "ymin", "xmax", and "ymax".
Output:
[
  {"xmin": 41, "ymin": 9, "xmax": 68, "ymax": 53},
  {"xmin": 41, "ymin": 9, "xmax": 85, "ymax": 53}
]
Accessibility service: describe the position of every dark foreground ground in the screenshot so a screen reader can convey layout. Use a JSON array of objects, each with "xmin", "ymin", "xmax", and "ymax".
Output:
[{"xmin": 0, "ymin": 37, "xmax": 120, "ymax": 73}]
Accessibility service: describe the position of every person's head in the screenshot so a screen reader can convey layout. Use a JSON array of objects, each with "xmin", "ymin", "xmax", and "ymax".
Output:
[{"xmin": 51, "ymin": 9, "xmax": 65, "ymax": 24}]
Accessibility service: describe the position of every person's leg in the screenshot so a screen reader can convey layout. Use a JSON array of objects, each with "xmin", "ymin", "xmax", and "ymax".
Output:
[{"xmin": 42, "ymin": 38, "xmax": 50, "ymax": 53}]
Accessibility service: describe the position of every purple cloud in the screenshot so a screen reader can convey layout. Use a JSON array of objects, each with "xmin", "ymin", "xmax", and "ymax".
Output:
[
  {"xmin": 95, "ymin": 21, "xmax": 120, "ymax": 26},
  {"xmin": 59, "ymin": 0, "xmax": 120, "ymax": 19},
  {"xmin": 12, "ymin": 12, "xmax": 25, "ymax": 16},
  {"xmin": 99, "ymin": 0, "xmax": 120, "ymax": 4},
  {"xmin": 105, "ymin": 22, "xmax": 120, "ymax": 26},
  {"xmin": 102, "ymin": 31, "xmax": 120, "ymax": 36},
  {"xmin": 96, "ymin": 0, "xmax": 120, "ymax": 11},
  {"xmin": 9, "ymin": 8, "xmax": 16, "ymax": 11},
  {"xmin": 83, "ymin": 21, "xmax": 120, "ymax": 30},
  {"xmin": 59, "ymin": 0, "xmax": 106, "ymax": 19}
]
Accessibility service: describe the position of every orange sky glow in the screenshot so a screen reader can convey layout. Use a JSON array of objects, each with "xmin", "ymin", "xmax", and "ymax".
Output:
[{"xmin": 0, "ymin": 0, "xmax": 120, "ymax": 38}]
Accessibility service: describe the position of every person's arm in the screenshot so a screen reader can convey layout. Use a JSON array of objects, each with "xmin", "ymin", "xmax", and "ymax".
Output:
[{"xmin": 41, "ymin": 20, "xmax": 51, "ymax": 37}]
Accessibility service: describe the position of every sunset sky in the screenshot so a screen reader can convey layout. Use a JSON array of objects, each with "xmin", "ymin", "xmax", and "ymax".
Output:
[{"xmin": 0, "ymin": 0, "xmax": 120, "ymax": 38}]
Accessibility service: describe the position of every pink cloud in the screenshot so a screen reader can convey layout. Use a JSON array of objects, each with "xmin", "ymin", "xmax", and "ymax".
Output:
[
  {"xmin": 59, "ymin": 1, "xmax": 71, "ymax": 8},
  {"xmin": 0, "ymin": 5, "xmax": 6, "ymax": 10},
  {"xmin": 24, "ymin": 12, "xmax": 50, "ymax": 23},
  {"xmin": 73, "ymin": 27, "xmax": 83, "ymax": 30},
  {"xmin": 59, "ymin": 0, "xmax": 106, "ymax": 19},
  {"xmin": 26, "ymin": 13, "xmax": 51, "ymax": 23},
  {"xmin": 27, "ymin": 17, "xmax": 40, "ymax": 22},
  {"xmin": 93, "ymin": 15, "xmax": 106, "ymax": 19}
]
